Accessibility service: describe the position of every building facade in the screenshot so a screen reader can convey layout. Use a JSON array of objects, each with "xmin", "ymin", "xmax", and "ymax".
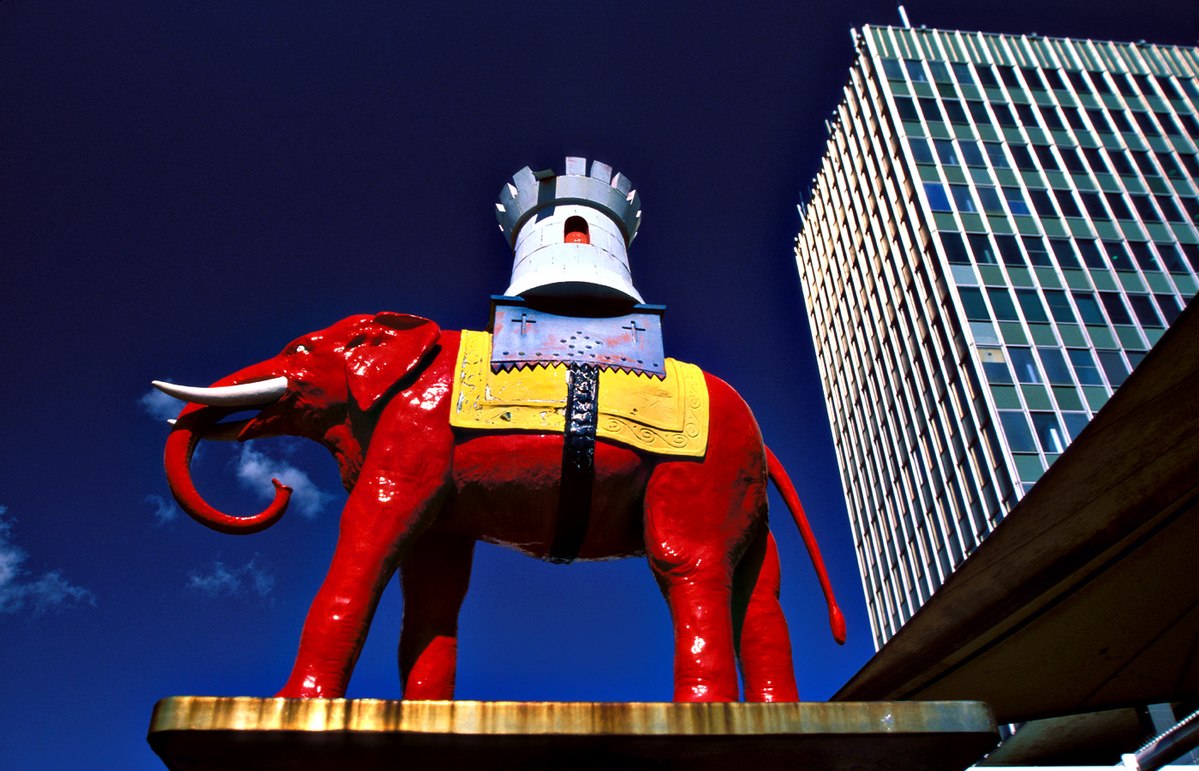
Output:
[{"xmin": 795, "ymin": 25, "xmax": 1199, "ymax": 648}]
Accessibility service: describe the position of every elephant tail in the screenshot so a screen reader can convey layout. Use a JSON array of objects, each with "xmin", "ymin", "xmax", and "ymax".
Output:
[{"xmin": 766, "ymin": 446, "xmax": 846, "ymax": 645}]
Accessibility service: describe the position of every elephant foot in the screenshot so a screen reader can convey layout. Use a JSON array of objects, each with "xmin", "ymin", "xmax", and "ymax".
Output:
[
  {"xmin": 276, "ymin": 664, "xmax": 349, "ymax": 699},
  {"xmin": 402, "ymin": 635, "xmax": 457, "ymax": 700}
]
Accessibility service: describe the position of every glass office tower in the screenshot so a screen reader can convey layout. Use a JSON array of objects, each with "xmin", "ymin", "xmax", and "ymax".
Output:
[{"xmin": 795, "ymin": 25, "xmax": 1199, "ymax": 648}]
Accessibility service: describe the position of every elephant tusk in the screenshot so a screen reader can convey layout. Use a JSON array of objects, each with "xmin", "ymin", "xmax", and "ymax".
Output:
[{"xmin": 152, "ymin": 377, "xmax": 288, "ymax": 407}]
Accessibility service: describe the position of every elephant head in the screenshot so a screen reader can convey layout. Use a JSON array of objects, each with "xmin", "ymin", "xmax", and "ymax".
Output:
[{"xmin": 155, "ymin": 313, "xmax": 440, "ymax": 534}]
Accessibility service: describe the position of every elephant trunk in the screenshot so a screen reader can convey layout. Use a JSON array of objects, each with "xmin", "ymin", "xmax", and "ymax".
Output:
[{"xmin": 160, "ymin": 368, "xmax": 293, "ymax": 534}]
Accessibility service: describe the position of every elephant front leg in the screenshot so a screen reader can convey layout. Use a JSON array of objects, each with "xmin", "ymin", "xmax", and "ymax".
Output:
[
  {"xmin": 276, "ymin": 518, "xmax": 411, "ymax": 698},
  {"xmin": 398, "ymin": 531, "xmax": 475, "ymax": 700},
  {"xmin": 277, "ymin": 450, "xmax": 452, "ymax": 698},
  {"xmin": 645, "ymin": 476, "xmax": 741, "ymax": 702}
]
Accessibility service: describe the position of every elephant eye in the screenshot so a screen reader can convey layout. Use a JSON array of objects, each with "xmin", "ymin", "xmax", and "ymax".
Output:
[
  {"xmin": 294, "ymin": 344, "xmax": 310, "ymax": 354},
  {"xmin": 345, "ymin": 334, "xmax": 367, "ymax": 350}
]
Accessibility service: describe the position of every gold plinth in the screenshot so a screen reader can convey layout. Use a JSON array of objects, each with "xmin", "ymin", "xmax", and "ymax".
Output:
[{"xmin": 148, "ymin": 697, "xmax": 997, "ymax": 770}]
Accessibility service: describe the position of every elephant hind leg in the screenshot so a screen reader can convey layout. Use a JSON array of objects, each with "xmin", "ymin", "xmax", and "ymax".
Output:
[
  {"xmin": 733, "ymin": 529, "xmax": 799, "ymax": 702},
  {"xmin": 398, "ymin": 531, "xmax": 475, "ymax": 700}
]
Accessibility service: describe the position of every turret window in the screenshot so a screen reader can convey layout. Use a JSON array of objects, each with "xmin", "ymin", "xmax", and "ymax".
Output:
[{"xmin": 564, "ymin": 216, "xmax": 589, "ymax": 244}]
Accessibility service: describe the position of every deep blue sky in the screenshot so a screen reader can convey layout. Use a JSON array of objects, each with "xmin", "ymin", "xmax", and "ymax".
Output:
[{"xmin": 2, "ymin": 2, "xmax": 1196, "ymax": 768}]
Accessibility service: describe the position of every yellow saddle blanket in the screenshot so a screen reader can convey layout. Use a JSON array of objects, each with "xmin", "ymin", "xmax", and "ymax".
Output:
[{"xmin": 449, "ymin": 330, "xmax": 709, "ymax": 457}]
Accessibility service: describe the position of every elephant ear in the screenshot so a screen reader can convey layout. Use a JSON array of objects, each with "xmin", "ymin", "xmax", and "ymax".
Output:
[{"xmin": 346, "ymin": 312, "xmax": 441, "ymax": 412}]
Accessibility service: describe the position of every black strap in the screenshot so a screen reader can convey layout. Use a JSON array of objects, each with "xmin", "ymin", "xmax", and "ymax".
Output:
[{"xmin": 549, "ymin": 363, "xmax": 599, "ymax": 563}]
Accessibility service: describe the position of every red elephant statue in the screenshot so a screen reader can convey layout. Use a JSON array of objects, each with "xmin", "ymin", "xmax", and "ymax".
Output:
[{"xmin": 155, "ymin": 312, "xmax": 845, "ymax": 702}]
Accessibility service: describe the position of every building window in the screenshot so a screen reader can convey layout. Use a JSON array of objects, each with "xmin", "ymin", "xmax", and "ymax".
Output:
[
  {"xmin": 951, "ymin": 185, "xmax": 977, "ymax": 213},
  {"xmin": 1105, "ymin": 195, "xmax": 1135, "ymax": 221},
  {"xmin": 905, "ymin": 60, "xmax": 928, "ymax": 82},
  {"xmin": 1128, "ymin": 295, "xmax": 1164, "ymax": 327},
  {"xmin": 1031, "ymin": 412, "xmax": 1067, "ymax": 453},
  {"xmin": 959, "ymin": 287, "xmax": 991, "ymax": 321},
  {"xmin": 1155, "ymin": 243, "xmax": 1189, "ymax": 273},
  {"xmin": 1087, "ymin": 108, "xmax": 1115, "ymax": 134},
  {"xmin": 881, "ymin": 58, "xmax": 904, "ymax": 80},
  {"xmin": 999, "ymin": 411, "xmax": 1038, "ymax": 452},
  {"xmin": 1098, "ymin": 292, "xmax": 1133, "ymax": 325},
  {"xmin": 941, "ymin": 232, "xmax": 970, "ymax": 264},
  {"xmin": 988, "ymin": 288, "xmax": 1019, "ymax": 321},
  {"xmin": 1059, "ymin": 147, "xmax": 1087, "ymax": 174},
  {"xmin": 996, "ymin": 236, "xmax": 1025, "ymax": 266},
  {"xmin": 1083, "ymin": 148, "xmax": 1109, "ymax": 173},
  {"xmin": 920, "ymin": 98, "xmax": 944, "ymax": 123},
  {"xmin": 909, "ymin": 137, "xmax": 935, "ymax": 164},
  {"xmin": 960, "ymin": 142, "xmax": 986, "ymax": 167},
  {"xmin": 1155, "ymin": 293, "xmax": 1184, "ymax": 324},
  {"xmin": 943, "ymin": 101, "xmax": 969, "ymax": 124},
  {"xmin": 1077, "ymin": 240, "xmax": 1106, "ymax": 269},
  {"xmin": 977, "ymin": 186, "xmax": 1004, "ymax": 213},
  {"xmin": 968, "ymin": 101, "xmax": 992, "ymax": 125},
  {"xmin": 1158, "ymin": 154, "xmax": 1188, "ymax": 180},
  {"xmin": 978, "ymin": 347, "xmax": 1012, "ymax": 384},
  {"xmin": 1097, "ymin": 351, "xmax": 1130, "ymax": 387},
  {"xmin": 1034, "ymin": 145, "xmax": 1060, "ymax": 171},
  {"xmin": 1129, "ymin": 242, "xmax": 1161, "ymax": 272},
  {"xmin": 1063, "ymin": 108, "xmax": 1088, "ymax": 130},
  {"xmin": 1040, "ymin": 109, "xmax": 1066, "ymax": 132},
  {"xmin": 1044, "ymin": 290, "xmax": 1076, "ymax": 323},
  {"xmin": 1133, "ymin": 111, "xmax": 1161, "ymax": 136},
  {"xmin": 1102, "ymin": 241, "xmax": 1136, "ymax": 271},
  {"xmin": 1130, "ymin": 195, "xmax": 1163, "ymax": 223},
  {"xmin": 1008, "ymin": 347, "xmax": 1042, "ymax": 383},
  {"xmin": 1030, "ymin": 190, "xmax": 1058, "ymax": 217},
  {"xmin": 1107, "ymin": 151, "xmax": 1135, "ymax": 176},
  {"xmin": 968, "ymin": 234, "xmax": 998, "ymax": 264},
  {"xmin": 1062, "ymin": 412, "xmax": 1090, "ymax": 441},
  {"xmin": 924, "ymin": 182, "xmax": 952, "ymax": 212},
  {"xmin": 1156, "ymin": 196, "xmax": 1187, "ymax": 222},
  {"xmin": 1054, "ymin": 191, "xmax": 1082, "ymax": 218},
  {"xmin": 985, "ymin": 144, "xmax": 1010, "ymax": 168},
  {"xmin": 1009, "ymin": 145, "xmax": 1037, "ymax": 171},
  {"xmin": 1131, "ymin": 151, "xmax": 1159, "ymax": 177},
  {"xmin": 895, "ymin": 97, "xmax": 920, "ymax": 122},
  {"xmin": 1016, "ymin": 289, "xmax": 1050, "ymax": 322},
  {"xmin": 929, "ymin": 60, "xmax": 952, "ymax": 83},
  {"xmin": 1049, "ymin": 239, "xmax": 1081, "ymax": 269},
  {"xmin": 1037, "ymin": 347, "xmax": 1073, "ymax": 384},
  {"xmin": 935, "ymin": 139, "xmax": 960, "ymax": 166},
  {"xmin": 1066, "ymin": 70, "xmax": 1093, "ymax": 93},
  {"xmin": 1072, "ymin": 293, "xmax": 1106, "ymax": 325},
  {"xmin": 993, "ymin": 104, "xmax": 1019, "ymax": 128},
  {"xmin": 1003, "ymin": 187, "xmax": 1031, "ymax": 215},
  {"xmin": 1079, "ymin": 192, "xmax": 1109, "ymax": 219},
  {"xmin": 1068, "ymin": 349, "xmax": 1104, "ymax": 385},
  {"xmin": 1021, "ymin": 67, "xmax": 1048, "ymax": 91}
]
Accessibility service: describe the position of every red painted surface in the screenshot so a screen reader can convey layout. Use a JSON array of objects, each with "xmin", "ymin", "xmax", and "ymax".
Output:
[{"xmin": 162, "ymin": 313, "xmax": 844, "ymax": 701}]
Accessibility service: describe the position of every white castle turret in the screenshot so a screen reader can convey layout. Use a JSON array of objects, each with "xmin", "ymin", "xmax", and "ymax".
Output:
[{"xmin": 496, "ymin": 157, "xmax": 643, "ymax": 304}]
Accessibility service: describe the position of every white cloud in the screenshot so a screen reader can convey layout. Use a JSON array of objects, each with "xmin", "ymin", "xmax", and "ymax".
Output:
[
  {"xmin": 140, "ymin": 386, "xmax": 184, "ymax": 422},
  {"xmin": 146, "ymin": 494, "xmax": 178, "ymax": 524},
  {"xmin": 235, "ymin": 445, "xmax": 331, "ymax": 519},
  {"xmin": 0, "ymin": 507, "xmax": 94, "ymax": 615},
  {"xmin": 188, "ymin": 556, "xmax": 275, "ymax": 598}
]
